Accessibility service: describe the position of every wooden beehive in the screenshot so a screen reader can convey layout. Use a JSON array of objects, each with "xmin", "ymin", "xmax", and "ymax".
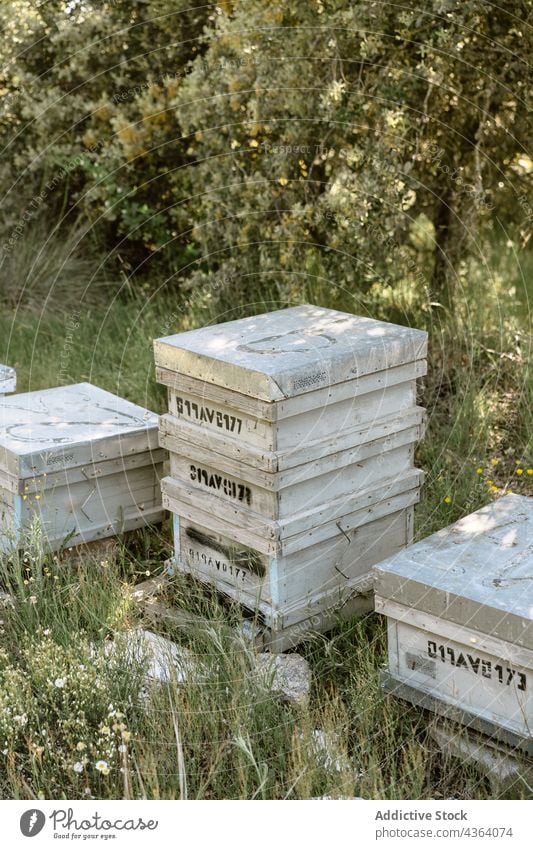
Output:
[
  {"xmin": 374, "ymin": 495, "xmax": 533, "ymax": 754},
  {"xmin": 156, "ymin": 359, "xmax": 425, "ymax": 453},
  {"xmin": 164, "ymin": 469, "xmax": 423, "ymax": 650},
  {"xmin": 0, "ymin": 383, "xmax": 165, "ymax": 552},
  {"xmin": 154, "ymin": 305, "xmax": 427, "ymax": 442},
  {"xmin": 155, "ymin": 306, "xmax": 427, "ymax": 646},
  {"xmin": 0, "ymin": 365, "xmax": 16, "ymax": 395},
  {"xmin": 162, "ymin": 408, "xmax": 425, "ymax": 519}
]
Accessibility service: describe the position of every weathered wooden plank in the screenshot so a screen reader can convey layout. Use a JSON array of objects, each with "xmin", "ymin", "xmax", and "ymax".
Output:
[
  {"xmin": 154, "ymin": 305, "xmax": 427, "ymax": 402},
  {"xmin": 168, "ymin": 419, "xmax": 422, "ymax": 487},
  {"xmin": 161, "ymin": 468, "xmax": 423, "ymax": 555},
  {"xmin": 375, "ymin": 597, "xmax": 533, "ymax": 670},
  {"xmin": 374, "ymin": 494, "xmax": 533, "ymax": 650},
  {"xmin": 156, "ymin": 359, "xmax": 427, "ymax": 422},
  {"xmin": 381, "ymin": 671, "xmax": 533, "ymax": 756},
  {"xmin": 385, "ymin": 617, "xmax": 532, "ymax": 740},
  {"xmin": 168, "ymin": 438, "xmax": 416, "ymax": 519},
  {"xmin": 171, "ymin": 501, "xmax": 413, "ymax": 621},
  {"xmin": 0, "ymin": 364, "xmax": 16, "ymax": 395},
  {"xmin": 159, "ymin": 403, "xmax": 425, "ymax": 472},
  {"xmin": 0, "ymin": 448, "xmax": 166, "ymax": 495}
]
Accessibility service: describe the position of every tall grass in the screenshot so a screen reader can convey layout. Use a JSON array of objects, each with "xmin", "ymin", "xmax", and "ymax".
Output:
[{"xmin": 0, "ymin": 238, "xmax": 531, "ymax": 800}]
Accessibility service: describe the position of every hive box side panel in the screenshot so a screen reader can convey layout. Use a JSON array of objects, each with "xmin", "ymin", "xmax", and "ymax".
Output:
[
  {"xmin": 154, "ymin": 306, "xmax": 428, "ymax": 401},
  {"xmin": 9, "ymin": 464, "xmax": 164, "ymax": 549},
  {"xmin": 169, "ymin": 442, "xmax": 416, "ymax": 520},
  {"xmin": 163, "ymin": 381, "xmax": 418, "ymax": 455},
  {"xmin": 171, "ymin": 506, "xmax": 413, "ymax": 625},
  {"xmin": 0, "ymin": 490, "xmax": 21, "ymax": 552},
  {"xmin": 385, "ymin": 617, "xmax": 533, "ymax": 743},
  {"xmin": 277, "ymin": 507, "xmax": 414, "ymax": 612},
  {"xmin": 160, "ymin": 405, "xmax": 425, "ymax": 474},
  {"xmin": 161, "ymin": 468, "xmax": 424, "ymax": 555},
  {"xmin": 157, "ymin": 360, "xmax": 426, "ymax": 422},
  {"xmin": 174, "ymin": 514, "xmax": 274, "ymax": 605}
]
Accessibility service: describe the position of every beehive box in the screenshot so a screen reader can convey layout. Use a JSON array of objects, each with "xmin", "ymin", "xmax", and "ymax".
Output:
[
  {"xmin": 0, "ymin": 365, "xmax": 16, "ymax": 395},
  {"xmin": 164, "ymin": 469, "xmax": 422, "ymax": 642},
  {"xmin": 374, "ymin": 495, "xmax": 533, "ymax": 754},
  {"xmin": 154, "ymin": 305, "xmax": 428, "ymax": 452},
  {"xmin": 163, "ymin": 408, "xmax": 425, "ymax": 519},
  {"xmin": 0, "ymin": 383, "xmax": 165, "ymax": 551}
]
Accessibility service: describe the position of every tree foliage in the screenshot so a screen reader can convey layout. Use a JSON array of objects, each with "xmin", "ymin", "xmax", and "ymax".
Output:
[{"xmin": 1, "ymin": 0, "xmax": 531, "ymax": 304}]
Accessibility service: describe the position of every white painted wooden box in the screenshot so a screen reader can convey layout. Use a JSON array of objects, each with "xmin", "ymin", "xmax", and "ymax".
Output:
[
  {"xmin": 154, "ymin": 305, "xmax": 427, "ymax": 452},
  {"xmin": 165, "ymin": 413, "xmax": 424, "ymax": 519},
  {"xmin": 0, "ymin": 365, "xmax": 16, "ymax": 395},
  {"xmin": 374, "ymin": 495, "xmax": 533, "ymax": 754},
  {"xmin": 157, "ymin": 361, "xmax": 424, "ymax": 454},
  {"xmin": 0, "ymin": 383, "xmax": 165, "ymax": 552},
  {"xmin": 164, "ymin": 469, "xmax": 423, "ymax": 646}
]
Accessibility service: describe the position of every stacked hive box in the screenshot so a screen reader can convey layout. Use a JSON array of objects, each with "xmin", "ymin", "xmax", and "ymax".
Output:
[
  {"xmin": 154, "ymin": 305, "xmax": 427, "ymax": 649},
  {"xmin": 0, "ymin": 364, "xmax": 16, "ymax": 395},
  {"xmin": 0, "ymin": 383, "xmax": 165, "ymax": 552},
  {"xmin": 374, "ymin": 494, "xmax": 533, "ymax": 755}
]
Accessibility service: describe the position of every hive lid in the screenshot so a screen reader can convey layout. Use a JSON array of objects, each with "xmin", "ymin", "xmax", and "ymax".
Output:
[
  {"xmin": 154, "ymin": 305, "xmax": 427, "ymax": 402},
  {"xmin": 374, "ymin": 494, "xmax": 533, "ymax": 650},
  {"xmin": 0, "ymin": 364, "xmax": 16, "ymax": 394},
  {"xmin": 0, "ymin": 383, "xmax": 160, "ymax": 479}
]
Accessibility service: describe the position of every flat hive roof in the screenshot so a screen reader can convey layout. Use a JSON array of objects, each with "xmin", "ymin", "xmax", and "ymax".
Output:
[
  {"xmin": 0, "ymin": 383, "xmax": 159, "ymax": 477},
  {"xmin": 154, "ymin": 305, "xmax": 427, "ymax": 401},
  {"xmin": 374, "ymin": 494, "xmax": 533, "ymax": 649}
]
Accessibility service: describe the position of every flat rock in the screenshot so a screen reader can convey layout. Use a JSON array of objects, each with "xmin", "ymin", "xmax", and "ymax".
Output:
[
  {"xmin": 254, "ymin": 652, "xmax": 311, "ymax": 706},
  {"xmin": 108, "ymin": 629, "xmax": 199, "ymax": 685}
]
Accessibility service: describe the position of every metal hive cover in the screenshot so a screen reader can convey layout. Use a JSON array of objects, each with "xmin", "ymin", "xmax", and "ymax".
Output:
[
  {"xmin": 154, "ymin": 305, "xmax": 428, "ymax": 401},
  {"xmin": 0, "ymin": 382, "xmax": 159, "ymax": 479},
  {"xmin": 374, "ymin": 494, "xmax": 533, "ymax": 649}
]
